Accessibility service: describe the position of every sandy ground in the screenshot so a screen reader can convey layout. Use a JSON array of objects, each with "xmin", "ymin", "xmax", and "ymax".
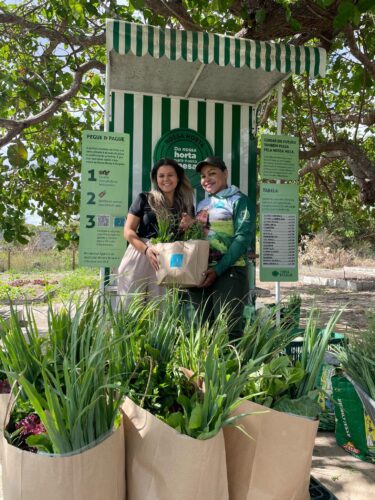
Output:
[{"xmin": 255, "ymin": 265, "xmax": 375, "ymax": 333}]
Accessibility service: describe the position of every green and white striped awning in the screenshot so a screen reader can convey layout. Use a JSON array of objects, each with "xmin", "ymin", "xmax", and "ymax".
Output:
[{"xmin": 106, "ymin": 19, "xmax": 326, "ymax": 106}]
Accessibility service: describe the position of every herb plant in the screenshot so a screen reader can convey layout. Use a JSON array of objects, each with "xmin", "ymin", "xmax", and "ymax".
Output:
[{"xmin": 333, "ymin": 312, "xmax": 375, "ymax": 400}]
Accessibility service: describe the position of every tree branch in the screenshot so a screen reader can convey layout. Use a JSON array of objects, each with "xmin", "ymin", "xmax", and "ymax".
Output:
[
  {"xmin": 330, "ymin": 110, "xmax": 375, "ymax": 127},
  {"xmin": 299, "ymin": 155, "xmax": 338, "ymax": 176},
  {"xmin": 344, "ymin": 24, "xmax": 375, "ymax": 80},
  {"xmin": 0, "ymin": 9, "xmax": 105, "ymax": 47},
  {"xmin": 231, "ymin": 0, "xmax": 337, "ymax": 48},
  {"xmin": 0, "ymin": 60, "xmax": 105, "ymax": 147},
  {"xmin": 299, "ymin": 140, "xmax": 375, "ymax": 204},
  {"xmin": 144, "ymin": 0, "xmax": 201, "ymax": 31},
  {"xmin": 259, "ymin": 78, "xmax": 296, "ymax": 126}
]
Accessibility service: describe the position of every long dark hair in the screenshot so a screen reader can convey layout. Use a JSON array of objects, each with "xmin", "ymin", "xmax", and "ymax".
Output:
[{"xmin": 148, "ymin": 158, "xmax": 194, "ymax": 216}]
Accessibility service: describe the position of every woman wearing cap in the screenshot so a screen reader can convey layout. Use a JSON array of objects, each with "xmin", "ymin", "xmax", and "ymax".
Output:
[
  {"xmin": 118, "ymin": 158, "xmax": 194, "ymax": 307},
  {"xmin": 189, "ymin": 156, "xmax": 253, "ymax": 339}
]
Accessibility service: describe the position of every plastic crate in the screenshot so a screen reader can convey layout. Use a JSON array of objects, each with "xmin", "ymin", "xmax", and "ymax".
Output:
[
  {"xmin": 285, "ymin": 331, "xmax": 346, "ymax": 363},
  {"xmin": 309, "ymin": 476, "xmax": 338, "ymax": 499}
]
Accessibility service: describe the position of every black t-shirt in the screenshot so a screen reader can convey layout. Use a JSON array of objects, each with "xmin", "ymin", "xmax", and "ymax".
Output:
[{"xmin": 128, "ymin": 192, "xmax": 184, "ymax": 239}]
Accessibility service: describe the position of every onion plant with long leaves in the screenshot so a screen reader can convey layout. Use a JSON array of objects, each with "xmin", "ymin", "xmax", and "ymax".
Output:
[
  {"xmin": 142, "ymin": 288, "xmax": 184, "ymax": 364},
  {"xmin": 3, "ymin": 292, "xmax": 131, "ymax": 454},
  {"xmin": 236, "ymin": 304, "xmax": 298, "ymax": 365},
  {"xmin": 296, "ymin": 307, "xmax": 343, "ymax": 398},
  {"xmin": 109, "ymin": 292, "xmax": 151, "ymax": 377},
  {"xmin": 167, "ymin": 342, "xmax": 264, "ymax": 440},
  {"xmin": 0, "ymin": 303, "xmax": 46, "ymax": 392},
  {"xmin": 332, "ymin": 313, "xmax": 375, "ymax": 400},
  {"xmin": 176, "ymin": 296, "xmax": 231, "ymax": 374}
]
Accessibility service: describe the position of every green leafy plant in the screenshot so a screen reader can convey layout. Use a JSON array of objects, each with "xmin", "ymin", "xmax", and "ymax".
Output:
[
  {"xmin": 183, "ymin": 220, "xmax": 205, "ymax": 241},
  {"xmin": 244, "ymin": 307, "xmax": 343, "ymax": 418},
  {"xmin": 150, "ymin": 210, "xmax": 174, "ymax": 244},
  {"xmin": 332, "ymin": 312, "xmax": 375, "ymax": 400},
  {"xmin": 237, "ymin": 304, "xmax": 298, "ymax": 364},
  {"xmin": 120, "ymin": 291, "xmax": 260, "ymax": 439},
  {"xmin": 161, "ymin": 343, "xmax": 259, "ymax": 440}
]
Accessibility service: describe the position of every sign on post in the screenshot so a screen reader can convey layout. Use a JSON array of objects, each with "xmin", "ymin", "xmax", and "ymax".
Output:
[
  {"xmin": 79, "ymin": 130, "xmax": 130, "ymax": 267},
  {"xmin": 259, "ymin": 133, "xmax": 299, "ymax": 283},
  {"xmin": 260, "ymin": 134, "xmax": 299, "ymax": 181},
  {"xmin": 260, "ymin": 183, "xmax": 299, "ymax": 282}
]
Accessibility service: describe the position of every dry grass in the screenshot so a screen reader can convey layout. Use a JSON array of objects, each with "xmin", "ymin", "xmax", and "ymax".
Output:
[
  {"xmin": 299, "ymin": 231, "xmax": 375, "ymax": 269},
  {"xmin": 0, "ymin": 248, "xmax": 76, "ymax": 273}
]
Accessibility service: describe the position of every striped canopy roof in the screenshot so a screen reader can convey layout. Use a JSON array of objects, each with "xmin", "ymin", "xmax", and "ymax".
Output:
[{"xmin": 106, "ymin": 19, "xmax": 326, "ymax": 106}]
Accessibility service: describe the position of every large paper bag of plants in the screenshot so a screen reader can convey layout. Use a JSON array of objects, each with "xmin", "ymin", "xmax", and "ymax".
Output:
[
  {"xmin": 223, "ymin": 400, "xmax": 318, "ymax": 500},
  {"xmin": 332, "ymin": 375, "xmax": 375, "ymax": 463},
  {"xmin": 2, "ymin": 418, "xmax": 126, "ymax": 500},
  {"xmin": 154, "ymin": 240, "xmax": 209, "ymax": 287},
  {"xmin": 123, "ymin": 397, "xmax": 229, "ymax": 500}
]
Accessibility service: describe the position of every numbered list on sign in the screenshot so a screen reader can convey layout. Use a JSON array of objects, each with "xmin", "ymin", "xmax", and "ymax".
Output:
[{"xmin": 261, "ymin": 214, "xmax": 297, "ymax": 268}]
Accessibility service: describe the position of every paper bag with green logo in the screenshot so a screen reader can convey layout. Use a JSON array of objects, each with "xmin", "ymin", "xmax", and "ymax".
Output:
[
  {"xmin": 122, "ymin": 397, "xmax": 229, "ymax": 500},
  {"xmin": 154, "ymin": 240, "xmax": 209, "ymax": 287},
  {"xmin": 223, "ymin": 400, "xmax": 318, "ymax": 500}
]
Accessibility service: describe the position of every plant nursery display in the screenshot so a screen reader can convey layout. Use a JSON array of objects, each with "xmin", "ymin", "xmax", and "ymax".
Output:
[{"xmin": 0, "ymin": 287, "xmax": 346, "ymax": 500}]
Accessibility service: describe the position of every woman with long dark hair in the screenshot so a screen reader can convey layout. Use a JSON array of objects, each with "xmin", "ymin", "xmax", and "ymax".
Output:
[{"xmin": 118, "ymin": 158, "xmax": 194, "ymax": 305}]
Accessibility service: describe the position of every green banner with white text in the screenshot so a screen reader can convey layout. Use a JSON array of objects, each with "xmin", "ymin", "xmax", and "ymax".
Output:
[{"xmin": 79, "ymin": 130, "xmax": 129, "ymax": 267}]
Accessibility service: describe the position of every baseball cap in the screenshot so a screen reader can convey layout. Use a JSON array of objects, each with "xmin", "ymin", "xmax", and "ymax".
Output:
[{"xmin": 195, "ymin": 156, "xmax": 227, "ymax": 173}]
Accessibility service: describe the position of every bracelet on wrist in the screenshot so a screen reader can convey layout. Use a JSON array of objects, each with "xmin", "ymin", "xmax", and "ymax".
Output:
[{"xmin": 144, "ymin": 245, "xmax": 149, "ymax": 255}]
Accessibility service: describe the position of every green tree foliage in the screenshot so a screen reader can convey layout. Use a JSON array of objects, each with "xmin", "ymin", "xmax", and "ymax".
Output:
[{"xmin": 0, "ymin": 0, "xmax": 374, "ymax": 246}]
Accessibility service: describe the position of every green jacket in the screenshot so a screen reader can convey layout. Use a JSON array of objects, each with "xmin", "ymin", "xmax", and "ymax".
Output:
[{"xmin": 196, "ymin": 185, "xmax": 253, "ymax": 276}]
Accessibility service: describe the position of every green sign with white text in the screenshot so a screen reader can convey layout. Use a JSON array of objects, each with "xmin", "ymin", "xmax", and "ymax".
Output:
[
  {"xmin": 79, "ymin": 130, "xmax": 129, "ymax": 267},
  {"xmin": 259, "ymin": 183, "xmax": 299, "ymax": 282},
  {"xmin": 260, "ymin": 134, "xmax": 299, "ymax": 181}
]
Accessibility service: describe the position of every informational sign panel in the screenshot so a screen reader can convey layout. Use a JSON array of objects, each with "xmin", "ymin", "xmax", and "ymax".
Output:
[
  {"xmin": 260, "ymin": 183, "xmax": 299, "ymax": 282},
  {"xmin": 260, "ymin": 134, "xmax": 299, "ymax": 181},
  {"xmin": 153, "ymin": 128, "xmax": 213, "ymax": 193},
  {"xmin": 79, "ymin": 131, "xmax": 129, "ymax": 267}
]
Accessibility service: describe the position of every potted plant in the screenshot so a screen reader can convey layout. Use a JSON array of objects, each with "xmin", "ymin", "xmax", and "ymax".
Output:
[
  {"xmin": 119, "ymin": 290, "xmax": 260, "ymax": 500},
  {"xmin": 224, "ymin": 307, "xmax": 342, "ymax": 500},
  {"xmin": 0, "ymin": 294, "xmax": 127, "ymax": 500},
  {"xmin": 150, "ymin": 212, "xmax": 210, "ymax": 287}
]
